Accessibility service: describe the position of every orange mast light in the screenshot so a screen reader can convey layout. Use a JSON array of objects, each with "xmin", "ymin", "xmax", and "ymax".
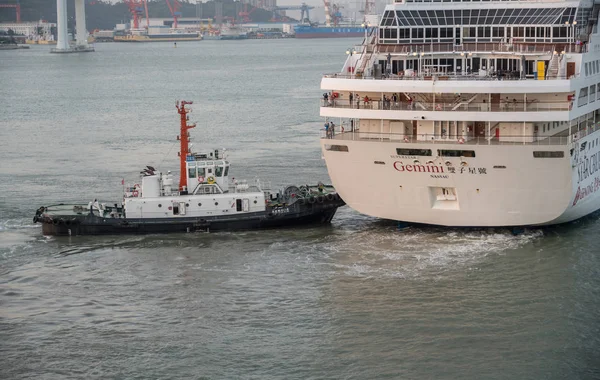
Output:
[{"xmin": 176, "ymin": 101, "xmax": 195, "ymax": 191}]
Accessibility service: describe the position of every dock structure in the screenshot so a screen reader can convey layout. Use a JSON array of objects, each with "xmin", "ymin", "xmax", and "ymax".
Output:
[{"xmin": 51, "ymin": 0, "xmax": 94, "ymax": 53}]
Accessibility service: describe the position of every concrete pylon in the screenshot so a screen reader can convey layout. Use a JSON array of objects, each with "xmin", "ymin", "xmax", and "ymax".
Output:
[
  {"xmin": 55, "ymin": 0, "xmax": 69, "ymax": 50},
  {"xmin": 75, "ymin": 0, "xmax": 88, "ymax": 47},
  {"xmin": 51, "ymin": 0, "xmax": 94, "ymax": 53}
]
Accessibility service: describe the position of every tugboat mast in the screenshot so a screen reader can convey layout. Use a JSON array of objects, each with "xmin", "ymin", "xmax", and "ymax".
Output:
[{"xmin": 176, "ymin": 100, "xmax": 195, "ymax": 192}]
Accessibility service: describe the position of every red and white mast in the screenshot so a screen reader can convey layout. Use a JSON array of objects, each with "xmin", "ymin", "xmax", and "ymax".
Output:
[{"xmin": 176, "ymin": 101, "xmax": 195, "ymax": 191}]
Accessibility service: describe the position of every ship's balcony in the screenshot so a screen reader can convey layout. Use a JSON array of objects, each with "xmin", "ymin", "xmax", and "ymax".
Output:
[
  {"xmin": 320, "ymin": 119, "xmax": 600, "ymax": 147},
  {"xmin": 321, "ymin": 99, "xmax": 571, "ymax": 112},
  {"xmin": 324, "ymin": 72, "xmax": 574, "ymax": 82}
]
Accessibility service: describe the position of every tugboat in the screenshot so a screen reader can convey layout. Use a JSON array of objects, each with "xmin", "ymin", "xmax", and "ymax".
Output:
[{"xmin": 34, "ymin": 101, "xmax": 345, "ymax": 236}]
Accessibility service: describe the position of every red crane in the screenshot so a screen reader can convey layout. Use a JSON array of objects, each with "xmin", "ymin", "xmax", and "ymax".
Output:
[
  {"xmin": 238, "ymin": 1, "xmax": 262, "ymax": 23},
  {"xmin": 166, "ymin": 0, "xmax": 182, "ymax": 29},
  {"xmin": 0, "ymin": 1, "xmax": 21, "ymax": 23},
  {"xmin": 124, "ymin": 0, "xmax": 149, "ymax": 30}
]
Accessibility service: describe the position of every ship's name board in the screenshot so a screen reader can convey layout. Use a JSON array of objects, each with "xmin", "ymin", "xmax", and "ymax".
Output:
[{"xmin": 393, "ymin": 161, "xmax": 487, "ymax": 178}]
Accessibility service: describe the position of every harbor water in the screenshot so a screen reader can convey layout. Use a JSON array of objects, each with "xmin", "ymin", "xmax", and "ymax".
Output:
[{"xmin": 1, "ymin": 40, "xmax": 599, "ymax": 379}]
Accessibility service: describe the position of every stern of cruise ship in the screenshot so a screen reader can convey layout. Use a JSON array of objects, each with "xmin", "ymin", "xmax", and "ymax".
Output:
[{"xmin": 318, "ymin": 0, "xmax": 600, "ymax": 226}]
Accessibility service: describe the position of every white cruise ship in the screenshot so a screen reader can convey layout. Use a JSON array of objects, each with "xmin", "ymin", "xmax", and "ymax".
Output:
[{"xmin": 320, "ymin": 0, "xmax": 600, "ymax": 227}]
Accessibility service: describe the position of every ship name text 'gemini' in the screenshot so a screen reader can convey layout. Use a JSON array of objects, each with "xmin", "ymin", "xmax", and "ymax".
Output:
[{"xmin": 393, "ymin": 161, "xmax": 444, "ymax": 173}]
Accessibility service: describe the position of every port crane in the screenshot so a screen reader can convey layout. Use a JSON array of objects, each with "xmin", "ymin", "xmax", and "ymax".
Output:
[
  {"xmin": 238, "ymin": 1, "xmax": 260, "ymax": 24},
  {"xmin": 166, "ymin": 0, "xmax": 182, "ymax": 29},
  {"xmin": 0, "ymin": 0, "xmax": 21, "ymax": 23},
  {"xmin": 273, "ymin": 3, "xmax": 314, "ymax": 23},
  {"xmin": 124, "ymin": 0, "xmax": 149, "ymax": 29}
]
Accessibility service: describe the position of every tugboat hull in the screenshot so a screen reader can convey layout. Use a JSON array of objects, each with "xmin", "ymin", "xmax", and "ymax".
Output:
[{"xmin": 35, "ymin": 197, "xmax": 344, "ymax": 236}]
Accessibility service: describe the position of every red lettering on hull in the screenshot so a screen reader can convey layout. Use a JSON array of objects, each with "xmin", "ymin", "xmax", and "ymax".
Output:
[{"xmin": 573, "ymin": 176, "xmax": 600, "ymax": 206}]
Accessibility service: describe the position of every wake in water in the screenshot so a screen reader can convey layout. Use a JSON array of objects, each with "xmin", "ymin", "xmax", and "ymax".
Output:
[{"xmin": 315, "ymin": 221, "xmax": 545, "ymax": 279}]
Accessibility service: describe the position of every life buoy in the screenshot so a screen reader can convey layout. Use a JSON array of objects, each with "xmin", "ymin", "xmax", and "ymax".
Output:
[
  {"xmin": 132, "ymin": 190, "xmax": 139, "ymax": 197},
  {"xmin": 198, "ymin": 176, "xmax": 205, "ymax": 183},
  {"xmin": 207, "ymin": 176, "xmax": 216, "ymax": 184},
  {"xmin": 458, "ymin": 137, "xmax": 465, "ymax": 144}
]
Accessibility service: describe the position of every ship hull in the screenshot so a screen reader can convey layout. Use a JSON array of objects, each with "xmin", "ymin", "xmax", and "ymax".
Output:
[
  {"xmin": 35, "ymin": 197, "xmax": 344, "ymax": 236},
  {"xmin": 320, "ymin": 130, "xmax": 600, "ymax": 227}
]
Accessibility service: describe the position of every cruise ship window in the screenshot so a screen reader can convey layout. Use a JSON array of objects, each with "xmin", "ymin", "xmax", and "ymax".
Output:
[
  {"xmin": 533, "ymin": 151, "xmax": 564, "ymax": 158},
  {"xmin": 585, "ymin": 63, "xmax": 589, "ymax": 76},
  {"xmin": 438, "ymin": 150, "xmax": 476, "ymax": 158},
  {"xmin": 397, "ymin": 148, "xmax": 433, "ymax": 156}
]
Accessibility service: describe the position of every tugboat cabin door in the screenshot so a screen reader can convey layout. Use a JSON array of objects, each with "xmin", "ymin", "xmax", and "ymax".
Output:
[{"xmin": 236, "ymin": 199, "xmax": 250, "ymax": 212}]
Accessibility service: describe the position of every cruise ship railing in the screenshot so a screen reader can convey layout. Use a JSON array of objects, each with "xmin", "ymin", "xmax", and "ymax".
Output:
[
  {"xmin": 321, "ymin": 130, "xmax": 573, "ymax": 146},
  {"xmin": 376, "ymin": 42, "xmax": 586, "ymax": 55},
  {"xmin": 321, "ymin": 99, "xmax": 571, "ymax": 112},
  {"xmin": 324, "ymin": 72, "xmax": 576, "ymax": 81}
]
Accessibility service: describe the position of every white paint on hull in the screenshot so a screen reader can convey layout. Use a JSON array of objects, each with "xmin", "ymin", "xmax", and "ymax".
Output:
[{"xmin": 321, "ymin": 130, "xmax": 600, "ymax": 227}]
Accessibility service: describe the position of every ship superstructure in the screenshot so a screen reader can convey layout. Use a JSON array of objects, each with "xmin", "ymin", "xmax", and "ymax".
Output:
[{"xmin": 320, "ymin": 0, "xmax": 600, "ymax": 227}]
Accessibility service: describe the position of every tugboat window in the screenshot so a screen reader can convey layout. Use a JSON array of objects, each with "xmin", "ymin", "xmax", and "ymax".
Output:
[
  {"xmin": 187, "ymin": 166, "xmax": 196, "ymax": 179},
  {"xmin": 224, "ymin": 166, "xmax": 229, "ymax": 176},
  {"xmin": 198, "ymin": 203, "xmax": 202, "ymax": 207},
  {"xmin": 198, "ymin": 167, "xmax": 206, "ymax": 177},
  {"xmin": 215, "ymin": 202, "xmax": 219, "ymax": 206},
  {"xmin": 216, "ymin": 166, "xmax": 223, "ymax": 177}
]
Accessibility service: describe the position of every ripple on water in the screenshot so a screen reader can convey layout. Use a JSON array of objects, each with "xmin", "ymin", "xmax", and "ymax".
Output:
[{"xmin": 318, "ymin": 225, "xmax": 544, "ymax": 278}]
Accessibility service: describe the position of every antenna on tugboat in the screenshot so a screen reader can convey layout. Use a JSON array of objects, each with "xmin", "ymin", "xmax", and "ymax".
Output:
[{"xmin": 176, "ymin": 100, "xmax": 195, "ymax": 192}]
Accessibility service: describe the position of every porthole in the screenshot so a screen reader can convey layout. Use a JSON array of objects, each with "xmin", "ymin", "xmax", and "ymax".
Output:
[
  {"xmin": 254, "ymin": 200, "xmax": 257, "ymax": 204},
  {"xmin": 198, "ymin": 203, "xmax": 202, "ymax": 207},
  {"xmin": 215, "ymin": 202, "xmax": 219, "ymax": 206},
  {"xmin": 185, "ymin": 203, "xmax": 189, "ymax": 207},
  {"xmin": 158, "ymin": 204, "xmax": 162, "ymax": 207}
]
